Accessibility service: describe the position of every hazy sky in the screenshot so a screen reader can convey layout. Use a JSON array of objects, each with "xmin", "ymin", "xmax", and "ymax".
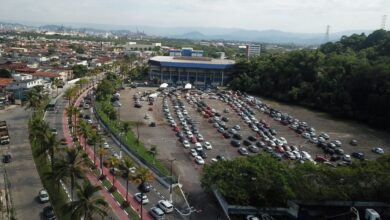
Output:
[{"xmin": 0, "ymin": 0, "xmax": 389, "ymax": 33}]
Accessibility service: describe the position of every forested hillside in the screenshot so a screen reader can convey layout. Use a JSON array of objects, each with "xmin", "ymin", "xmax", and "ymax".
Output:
[{"xmin": 230, "ymin": 30, "xmax": 390, "ymax": 130}]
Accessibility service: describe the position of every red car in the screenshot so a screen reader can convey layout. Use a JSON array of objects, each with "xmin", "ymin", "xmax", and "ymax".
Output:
[
  {"xmin": 275, "ymin": 146, "xmax": 285, "ymax": 154},
  {"xmin": 315, "ymin": 155, "xmax": 328, "ymax": 163},
  {"xmin": 190, "ymin": 136, "xmax": 197, "ymax": 143},
  {"xmin": 173, "ymin": 126, "xmax": 180, "ymax": 132}
]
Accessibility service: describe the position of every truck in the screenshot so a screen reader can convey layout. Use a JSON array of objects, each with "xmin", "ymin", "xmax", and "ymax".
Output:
[
  {"xmin": 0, "ymin": 121, "xmax": 7, "ymax": 131},
  {"xmin": 0, "ymin": 130, "xmax": 9, "ymax": 145}
]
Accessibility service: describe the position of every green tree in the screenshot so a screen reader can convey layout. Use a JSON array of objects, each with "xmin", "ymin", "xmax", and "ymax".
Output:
[
  {"xmin": 148, "ymin": 145, "xmax": 158, "ymax": 165},
  {"xmin": 105, "ymin": 156, "xmax": 120, "ymax": 191},
  {"xmin": 0, "ymin": 69, "xmax": 12, "ymax": 78},
  {"xmin": 72, "ymin": 65, "xmax": 88, "ymax": 78},
  {"xmin": 118, "ymin": 157, "xmax": 134, "ymax": 204},
  {"xmin": 64, "ymin": 180, "xmax": 108, "ymax": 220},
  {"xmin": 53, "ymin": 147, "xmax": 85, "ymax": 200}
]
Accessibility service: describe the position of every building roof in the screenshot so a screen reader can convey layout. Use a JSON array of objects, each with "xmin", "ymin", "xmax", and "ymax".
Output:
[
  {"xmin": 0, "ymin": 78, "xmax": 13, "ymax": 86},
  {"xmin": 15, "ymin": 68, "xmax": 38, "ymax": 73},
  {"xmin": 31, "ymin": 72, "xmax": 60, "ymax": 78},
  {"xmin": 149, "ymin": 56, "xmax": 235, "ymax": 70}
]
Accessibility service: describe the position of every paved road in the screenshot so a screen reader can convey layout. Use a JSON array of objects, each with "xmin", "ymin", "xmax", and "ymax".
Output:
[
  {"xmin": 0, "ymin": 107, "xmax": 43, "ymax": 220},
  {"xmin": 46, "ymin": 87, "xmax": 121, "ymax": 220}
]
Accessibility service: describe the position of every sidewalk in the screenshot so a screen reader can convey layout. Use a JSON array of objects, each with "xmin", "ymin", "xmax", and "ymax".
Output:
[{"xmin": 64, "ymin": 87, "xmax": 151, "ymax": 220}]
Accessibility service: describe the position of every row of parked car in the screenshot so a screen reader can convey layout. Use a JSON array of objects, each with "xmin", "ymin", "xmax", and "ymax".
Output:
[
  {"xmin": 164, "ymin": 91, "xmax": 226, "ymax": 165},
  {"xmin": 233, "ymin": 91, "xmax": 385, "ymax": 163}
]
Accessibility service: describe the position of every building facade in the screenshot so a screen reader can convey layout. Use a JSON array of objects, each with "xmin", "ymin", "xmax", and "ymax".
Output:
[
  {"xmin": 246, "ymin": 44, "xmax": 261, "ymax": 58},
  {"xmin": 148, "ymin": 56, "xmax": 235, "ymax": 88},
  {"xmin": 169, "ymin": 48, "xmax": 204, "ymax": 57}
]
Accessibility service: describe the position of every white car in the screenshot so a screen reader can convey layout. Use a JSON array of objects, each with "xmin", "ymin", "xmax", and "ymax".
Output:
[
  {"xmin": 204, "ymin": 142, "xmax": 212, "ymax": 150},
  {"xmin": 190, "ymin": 149, "xmax": 198, "ymax": 157},
  {"xmin": 280, "ymin": 137, "xmax": 288, "ymax": 145},
  {"xmin": 372, "ymin": 147, "xmax": 384, "ymax": 154},
  {"xmin": 247, "ymin": 215, "xmax": 260, "ymax": 220},
  {"xmin": 195, "ymin": 143, "xmax": 203, "ymax": 151},
  {"xmin": 302, "ymin": 132, "xmax": 310, "ymax": 139},
  {"xmin": 195, "ymin": 156, "xmax": 205, "ymax": 165},
  {"xmin": 301, "ymin": 151, "xmax": 312, "ymax": 160},
  {"xmin": 157, "ymin": 200, "xmax": 174, "ymax": 213},
  {"xmin": 87, "ymin": 119, "xmax": 93, "ymax": 124},
  {"xmin": 103, "ymin": 142, "xmax": 109, "ymax": 149},
  {"xmin": 183, "ymin": 140, "xmax": 190, "ymax": 148},
  {"xmin": 134, "ymin": 193, "xmax": 149, "ymax": 205},
  {"xmin": 39, "ymin": 189, "xmax": 50, "ymax": 203},
  {"xmin": 197, "ymin": 134, "xmax": 204, "ymax": 142},
  {"xmin": 150, "ymin": 207, "xmax": 165, "ymax": 219}
]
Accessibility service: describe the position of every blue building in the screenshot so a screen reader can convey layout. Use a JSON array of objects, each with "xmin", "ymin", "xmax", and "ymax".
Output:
[
  {"xmin": 148, "ymin": 56, "xmax": 235, "ymax": 88},
  {"xmin": 169, "ymin": 48, "xmax": 204, "ymax": 57}
]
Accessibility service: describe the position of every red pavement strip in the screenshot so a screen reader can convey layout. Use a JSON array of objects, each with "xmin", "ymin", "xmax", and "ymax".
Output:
[{"xmin": 62, "ymin": 87, "xmax": 151, "ymax": 220}]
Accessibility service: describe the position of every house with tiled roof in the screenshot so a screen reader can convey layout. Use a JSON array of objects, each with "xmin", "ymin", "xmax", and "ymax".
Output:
[
  {"xmin": 31, "ymin": 72, "xmax": 61, "ymax": 82},
  {"xmin": 0, "ymin": 78, "xmax": 13, "ymax": 93}
]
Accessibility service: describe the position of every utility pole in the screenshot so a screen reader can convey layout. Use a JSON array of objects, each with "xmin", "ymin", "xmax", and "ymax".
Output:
[{"xmin": 168, "ymin": 158, "xmax": 176, "ymax": 203}]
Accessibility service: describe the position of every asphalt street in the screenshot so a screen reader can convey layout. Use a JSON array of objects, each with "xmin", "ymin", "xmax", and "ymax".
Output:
[{"xmin": 1, "ymin": 106, "xmax": 43, "ymax": 220}]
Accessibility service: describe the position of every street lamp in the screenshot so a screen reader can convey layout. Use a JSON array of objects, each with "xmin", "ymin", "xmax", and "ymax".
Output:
[
  {"xmin": 118, "ymin": 132, "xmax": 123, "ymax": 159},
  {"xmin": 168, "ymin": 158, "xmax": 176, "ymax": 203}
]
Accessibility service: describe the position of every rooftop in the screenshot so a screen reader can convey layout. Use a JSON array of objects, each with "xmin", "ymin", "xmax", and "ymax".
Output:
[
  {"xmin": 31, "ymin": 72, "xmax": 60, "ymax": 78},
  {"xmin": 150, "ymin": 56, "xmax": 235, "ymax": 65},
  {"xmin": 0, "ymin": 78, "xmax": 13, "ymax": 86}
]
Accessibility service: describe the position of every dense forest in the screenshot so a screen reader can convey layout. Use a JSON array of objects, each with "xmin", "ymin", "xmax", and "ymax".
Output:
[
  {"xmin": 229, "ymin": 30, "xmax": 390, "ymax": 130},
  {"xmin": 201, "ymin": 154, "xmax": 390, "ymax": 207}
]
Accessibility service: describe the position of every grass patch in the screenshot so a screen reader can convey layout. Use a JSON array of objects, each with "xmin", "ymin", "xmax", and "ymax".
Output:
[
  {"xmin": 30, "ymin": 142, "xmax": 71, "ymax": 220},
  {"xmin": 95, "ymin": 101, "xmax": 170, "ymax": 177}
]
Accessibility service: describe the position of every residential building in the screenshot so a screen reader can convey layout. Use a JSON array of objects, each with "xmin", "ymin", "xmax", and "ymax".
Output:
[{"xmin": 246, "ymin": 44, "xmax": 261, "ymax": 58}]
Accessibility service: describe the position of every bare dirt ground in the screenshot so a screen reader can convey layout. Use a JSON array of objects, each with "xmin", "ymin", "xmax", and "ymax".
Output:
[
  {"xmin": 119, "ymin": 87, "xmax": 225, "ymax": 220},
  {"xmin": 119, "ymin": 87, "xmax": 390, "ymax": 220}
]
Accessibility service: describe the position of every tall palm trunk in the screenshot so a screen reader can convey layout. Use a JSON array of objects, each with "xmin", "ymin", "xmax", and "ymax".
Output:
[
  {"xmin": 50, "ymin": 151, "xmax": 55, "ymax": 171},
  {"xmin": 126, "ymin": 178, "xmax": 129, "ymax": 203},
  {"xmin": 71, "ymin": 174, "xmax": 75, "ymax": 201}
]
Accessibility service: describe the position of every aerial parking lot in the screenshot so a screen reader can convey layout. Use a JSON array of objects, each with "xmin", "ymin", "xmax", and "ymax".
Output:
[
  {"xmin": 121, "ymin": 87, "xmax": 389, "ymax": 165},
  {"xmin": 117, "ymin": 86, "xmax": 390, "ymax": 219}
]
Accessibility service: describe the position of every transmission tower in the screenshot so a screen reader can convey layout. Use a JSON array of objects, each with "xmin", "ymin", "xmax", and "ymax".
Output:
[
  {"xmin": 381, "ymin": 15, "xmax": 387, "ymax": 30},
  {"xmin": 324, "ymin": 25, "xmax": 330, "ymax": 43}
]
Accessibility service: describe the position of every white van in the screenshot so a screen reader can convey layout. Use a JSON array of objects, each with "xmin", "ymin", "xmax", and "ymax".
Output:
[{"xmin": 157, "ymin": 200, "xmax": 173, "ymax": 213}]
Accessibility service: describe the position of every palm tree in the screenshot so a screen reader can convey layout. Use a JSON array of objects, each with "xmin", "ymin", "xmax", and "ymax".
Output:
[
  {"xmin": 148, "ymin": 145, "xmax": 158, "ymax": 165},
  {"xmin": 65, "ymin": 106, "xmax": 80, "ymax": 129},
  {"xmin": 53, "ymin": 147, "xmax": 85, "ymax": 200},
  {"xmin": 134, "ymin": 121, "xmax": 142, "ymax": 144},
  {"xmin": 77, "ymin": 121, "xmax": 91, "ymax": 149},
  {"xmin": 96, "ymin": 147, "xmax": 107, "ymax": 175},
  {"xmin": 118, "ymin": 157, "xmax": 134, "ymax": 203},
  {"xmin": 64, "ymin": 180, "xmax": 108, "ymax": 220},
  {"xmin": 25, "ymin": 85, "xmax": 49, "ymax": 114},
  {"xmin": 51, "ymin": 77, "xmax": 62, "ymax": 97},
  {"xmin": 122, "ymin": 121, "xmax": 130, "ymax": 142},
  {"xmin": 28, "ymin": 117, "xmax": 51, "ymax": 152},
  {"xmin": 41, "ymin": 133, "xmax": 62, "ymax": 170},
  {"xmin": 88, "ymin": 131, "xmax": 103, "ymax": 165},
  {"xmin": 130, "ymin": 167, "xmax": 154, "ymax": 220},
  {"xmin": 105, "ymin": 156, "xmax": 120, "ymax": 191}
]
